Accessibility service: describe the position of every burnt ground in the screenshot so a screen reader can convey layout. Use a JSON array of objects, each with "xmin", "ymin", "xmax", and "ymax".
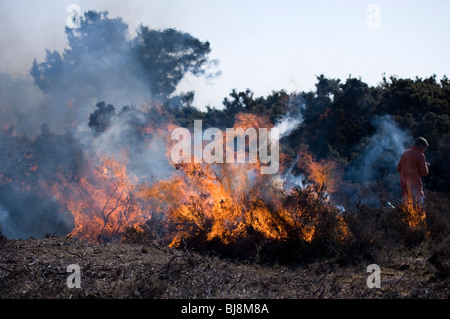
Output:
[{"xmin": 0, "ymin": 236, "xmax": 448, "ymax": 299}]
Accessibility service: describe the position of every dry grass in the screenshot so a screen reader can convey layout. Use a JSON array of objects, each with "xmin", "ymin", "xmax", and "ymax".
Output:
[
  {"xmin": 0, "ymin": 236, "xmax": 448, "ymax": 299},
  {"xmin": 1, "ymin": 190, "xmax": 449, "ymax": 299}
]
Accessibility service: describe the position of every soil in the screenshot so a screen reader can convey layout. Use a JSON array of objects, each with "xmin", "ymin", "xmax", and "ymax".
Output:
[{"xmin": 0, "ymin": 236, "xmax": 448, "ymax": 299}]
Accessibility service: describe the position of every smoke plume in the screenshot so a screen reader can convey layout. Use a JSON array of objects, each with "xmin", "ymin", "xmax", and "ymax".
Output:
[{"xmin": 0, "ymin": 10, "xmax": 217, "ymax": 238}]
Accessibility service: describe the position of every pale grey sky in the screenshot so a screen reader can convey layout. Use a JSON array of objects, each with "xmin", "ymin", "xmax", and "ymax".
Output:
[{"xmin": 1, "ymin": 0, "xmax": 449, "ymax": 109}]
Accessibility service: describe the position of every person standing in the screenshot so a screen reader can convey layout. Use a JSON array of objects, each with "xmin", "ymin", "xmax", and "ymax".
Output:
[{"xmin": 396, "ymin": 137, "xmax": 430, "ymax": 205}]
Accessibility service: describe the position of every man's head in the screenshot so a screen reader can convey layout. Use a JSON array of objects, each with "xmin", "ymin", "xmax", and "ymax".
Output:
[{"xmin": 414, "ymin": 137, "xmax": 429, "ymax": 152}]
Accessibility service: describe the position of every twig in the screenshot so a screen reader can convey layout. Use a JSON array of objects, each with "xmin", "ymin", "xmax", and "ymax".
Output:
[
  {"xmin": 66, "ymin": 250, "xmax": 82, "ymax": 257},
  {"xmin": 388, "ymin": 270, "xmax": 409, "ymax": 292},
  {"xmin": 229, "ymin": 273, "xmax": 244, "ymax": 290},
  {"xmin": 151, "ymin": 242, "xmax": 161, "ymax": 250},
  {"xmin": 0, "ymin": 264, "xmax": 12, "ymax": 272},
  {"xmin": 158, "ymin": 255, "xmax": 184, "ymax": 278}
]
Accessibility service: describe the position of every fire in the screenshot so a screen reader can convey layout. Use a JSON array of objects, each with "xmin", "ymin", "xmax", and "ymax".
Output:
[
  {"xmin": 297, "ymin": 148, "xmax": 342, "ymax": 194},
  {"xmin": 140, "ymin": 112, "xmax": 350, "ymax": 246},
  {"xmin": 400, "ymin": 197, "xmax": 426, "ymax": 230},
  {"xmin": 140, "ymin": 113, "xmax": 283, "ymax": 246},
  {"xmin": 142, "ymin": 161, "xmax": 250, "ymax": 246},
  {"xmin": 41, "ymin": 111, "xmax": 349, "ymax": 248},
  {"xmin": 51, "ymin": 153, "xmax": 147, "ymax": 242}
]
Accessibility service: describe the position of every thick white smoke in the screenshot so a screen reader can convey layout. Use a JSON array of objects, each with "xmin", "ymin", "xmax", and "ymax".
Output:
[
  {"xmin": 347, "ymin": 114, "xmax": 411, "ymax": 183},
  {"xmin": 0, "ymin": 10, "xmax": 217, "ymax": 239}
]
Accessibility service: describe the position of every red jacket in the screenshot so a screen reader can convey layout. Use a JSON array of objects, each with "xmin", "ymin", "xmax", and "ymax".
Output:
[{"xmin": 396, "ymin": 146, "xmax": 428, "ymax": 202}]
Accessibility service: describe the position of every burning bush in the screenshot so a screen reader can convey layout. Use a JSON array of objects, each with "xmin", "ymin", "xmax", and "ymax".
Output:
[{"xmin": 137, "ymin": 163, "xmax": 351, "ymax": 264}]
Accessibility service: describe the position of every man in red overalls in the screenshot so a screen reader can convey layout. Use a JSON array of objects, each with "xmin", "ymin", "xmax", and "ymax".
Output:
[{"xmin": 396, "ymin": 137, "xmax": 430, "ymax": 204}]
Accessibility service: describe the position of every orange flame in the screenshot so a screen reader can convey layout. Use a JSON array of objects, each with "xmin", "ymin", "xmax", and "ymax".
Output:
[
  {"xmin": 44, "ymin": 112, "xmax": 350, "ymax": 247},
  {"xmin": 140, "ymin": 113, "xmax": 349, "ymax": 246},
  {"xmin": 401, "ymin": 197, "xmax": 426, "ymax": 230},
  {"xmin": 297, "ymin": 148, "xmax": 342, "ymax": 194},
  {"xmin": 51, "ymin": 153, "xmax": 147, "ymax": 242}
]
